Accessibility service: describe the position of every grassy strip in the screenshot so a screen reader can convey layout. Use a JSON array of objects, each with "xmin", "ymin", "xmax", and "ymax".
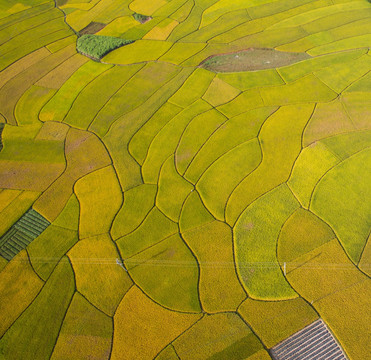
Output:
[
  {"xmin": 76, "ymin": 34, "xmax": 133, "ymax": 60},
  {"xmin": 0, "ymin": 123, "xmax": 4, "ymax": 151}
]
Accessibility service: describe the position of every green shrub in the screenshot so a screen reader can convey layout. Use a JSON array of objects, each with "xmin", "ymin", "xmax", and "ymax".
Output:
[
  {"xmin": 133, "ymin": 13, "xmax": 152, "ymax": 24},
  {"xmin": 77, "ymin": 35, "xmax": 133, "ymax": 60}
]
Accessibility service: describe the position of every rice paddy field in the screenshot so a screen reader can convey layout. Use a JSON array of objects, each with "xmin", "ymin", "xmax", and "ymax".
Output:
[{"xmin": 0, "ymin": 0, "xmax": 370, "ymax": 359}]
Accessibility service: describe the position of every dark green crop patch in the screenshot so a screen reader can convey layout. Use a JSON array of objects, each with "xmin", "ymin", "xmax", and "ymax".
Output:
[
  {"xmin": 133, "ymin": 13, "xmax": 152, "ymax": 24},
  {"xmin": 76, "ymin": 35, "xmax": 134, "ymax": 60}
]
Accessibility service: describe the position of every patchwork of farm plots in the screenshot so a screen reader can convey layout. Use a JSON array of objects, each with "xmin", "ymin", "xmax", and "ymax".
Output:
[{"xmin": 0, "ymin": 0, "xmax": 370, "ymax": 359}]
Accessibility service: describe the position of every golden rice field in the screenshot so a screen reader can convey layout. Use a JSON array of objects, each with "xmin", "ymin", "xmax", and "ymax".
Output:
[{"xmin": 0, "ymin": 0, "xmax": 370, "ymax": 359}]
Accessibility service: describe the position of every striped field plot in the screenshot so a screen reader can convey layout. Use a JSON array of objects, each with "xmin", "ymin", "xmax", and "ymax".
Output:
[
  {"xmin": 0, "ymin": 208, "xmax": 50, "ymax": 260},
  {"xmin": 271, "ymin": 319, "xmax": 348, "ymax": 360}
]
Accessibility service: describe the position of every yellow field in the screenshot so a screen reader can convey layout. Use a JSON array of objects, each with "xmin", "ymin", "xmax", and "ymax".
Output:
[
  {"xmin": 0, "ymin": 251, "xmax": 44, "ymax": 337},
  {"xmin": 239, "ymin": 297, "xmax": 318, "ymax": 348},
  {"xmin": 156, "ymin": 155, "xmax": 193, "ymax": 222},
  {"xmin": 172, "ymin": 312, "xmax": 263, "ymax": 359},
  {"xmin": 182, "ymin": 220, "xmax": 246, "ymax": 312},
  {"xmin": 285, "ymin": 239, "xmax": 370, "ymax": 360},
  {"xmin": 74, "ymin": 166, "xmax": 122, "ymax": 238},
  {"xmin": 51, "ymin": 293, "xmax": 113, "ymax": 360},
  {"xmin": 68, "ymin": 234, "xmax": 132, "ymax": 316},
  {"xmin": 0, "ymin": 0, "xmax": 370, "ymax": 358},
  {"xmin": 111, "ymin": 286, "xmax": 201, "ymax": 360}
]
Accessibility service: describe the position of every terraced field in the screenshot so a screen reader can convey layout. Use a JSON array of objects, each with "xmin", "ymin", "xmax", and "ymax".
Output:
[{"xmin": 0, "ymin": 0, "xmax": 370, "ymax": 359}]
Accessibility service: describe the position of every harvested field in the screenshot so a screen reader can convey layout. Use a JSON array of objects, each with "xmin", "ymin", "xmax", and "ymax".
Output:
[
  {"xmin": 200, "ymin": 48, "xmax": 311, "ymax": 72},
  {"xmin": 79, "ymin": 21, "xmax": 106, "ymax": 35}
]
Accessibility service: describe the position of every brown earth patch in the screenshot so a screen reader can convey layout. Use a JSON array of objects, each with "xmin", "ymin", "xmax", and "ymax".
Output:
[
  {"xmin": 79, "ymin": 22, "xmax": 106, "ymax": 35},
  {"xmin": 0, "ymin": 161, "xmax": 65, "ymax": 191},
  {"xmin": 199, "ymin": 48, "xmax": 311, "ymax": 72}
]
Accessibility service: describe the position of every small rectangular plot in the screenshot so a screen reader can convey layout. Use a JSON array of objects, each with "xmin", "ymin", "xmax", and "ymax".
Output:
[
  {"xmin": 270, "ymin": 319, "xmax": 348, "ymax": 360},
  {"xmin": 0, "ymin": 208, "xmax": 50, "ymax": 260}
]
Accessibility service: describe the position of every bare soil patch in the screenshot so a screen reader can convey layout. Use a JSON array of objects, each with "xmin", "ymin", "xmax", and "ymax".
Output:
[
  {"xmin": 200, "ymin": 48, "xmax": 311, "ymax": 72},
  {"xmin": 79, "ymin": 22, "xmax": 106, "ymax": 35}
]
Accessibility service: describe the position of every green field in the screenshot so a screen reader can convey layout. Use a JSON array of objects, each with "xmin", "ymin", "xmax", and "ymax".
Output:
[
  {"xmin": 76, "ymin": 34, "xmax": 133, "ymax": 60},
  {"xmin": 0, "ymin": 0, "xmax": 370, "ymax": 359}
]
